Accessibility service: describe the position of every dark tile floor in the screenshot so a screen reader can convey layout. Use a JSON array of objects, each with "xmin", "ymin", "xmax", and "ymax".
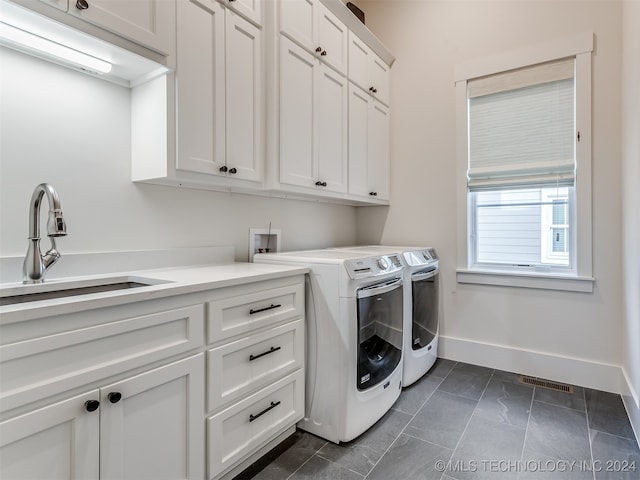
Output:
[{"xmin": 235, "ymin": 359, "xmax": 640, "ymax": 480}]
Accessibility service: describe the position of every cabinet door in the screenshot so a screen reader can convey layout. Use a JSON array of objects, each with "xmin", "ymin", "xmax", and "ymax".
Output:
[
  {"xmin": 317, "ymin": 64, "xmax": 348, "ymax": 193},
  {"xmin": 279, "ymin": 36, "xmax": 317, "ymax": 188},
  {"xmin": 368, "ymin": 101, "xmax": 390, "ymax": 200},
  {"xmin": 225, "ymin": 10, "xmax": 263, "ymax": 182},
  {"xmin": 225, "ymin": 0, "xmax": 261, "ymax": 26},
  {"xmin": 279, "ymin": 0, "xmax": 317, "ymax": 52},
  {"xmin": 347, "ymin": 31, "xmax": 371, "ymax": 94},
  {"xmin": 317, "ymin": 4, "xmax": 347, "ymax": 75},
  {"xmin": 68, "ymin": 0, "xmax": 175, "ymax": 55},
  {"xmin": 176, "ymin": 0, "xmax": 226, "ymax": 176},
  {"xmin": 0, "ymin": 390, "xmax": 100, "ymax": 480},
  {"xmin": 38, "ymin": 0, "xmax": 67, "ymax": 11},
  {"xmin": 370, "ymin": 54, "xmax": 390, "ymax": 106},
  {"xmin": 99, "ymin": 354, "xmax": 205, "ymax": 480},
  {"xmin": 348, "ymin": 83, "xmax": 370, "ymax": 197}
]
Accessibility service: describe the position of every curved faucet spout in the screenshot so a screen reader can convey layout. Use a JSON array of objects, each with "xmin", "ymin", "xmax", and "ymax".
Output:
[{"xmin": 23, "ymin": 183, "xmax": 67, "ymax": 284}]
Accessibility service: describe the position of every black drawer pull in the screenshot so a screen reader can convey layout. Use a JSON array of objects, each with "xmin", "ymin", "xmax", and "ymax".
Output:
[
  {"xmin": 249, "ymin": 401, "xmax": 281, "ymax": 422},
  {"xmin": 249, "ymin": 346, "xmax": 281, "ymax": 361},
  {"xmin": 249, "ymin": 303, "xmax": 281, "ymax": 315}
]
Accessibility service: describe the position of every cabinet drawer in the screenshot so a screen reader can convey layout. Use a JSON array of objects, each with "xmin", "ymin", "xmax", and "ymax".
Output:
[
  {"xmin": 0, "ymin": 304, "xmax": 204, "ymax": 413},
  {"xmin": 207, "ymin": 369, "xmax": 304, "ymax": 479},
  {"xmin": 207, "ymin": 320, "xmax": 303, "ymax": 412},
  {"xmin": 207, "ymin": 283, "xmax": 304, "ymax": 344}
]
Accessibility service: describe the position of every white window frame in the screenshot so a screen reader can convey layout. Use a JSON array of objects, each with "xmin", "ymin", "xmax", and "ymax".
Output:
[{"xmin": 455, "ymin": 32, "xmax": 594, "ymax": 292}]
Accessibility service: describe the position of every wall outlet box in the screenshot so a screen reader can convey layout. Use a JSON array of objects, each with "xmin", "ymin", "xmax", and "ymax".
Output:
[{"xmin": 249, "ymin": 228, "xmax": 281, "ymax": 262}]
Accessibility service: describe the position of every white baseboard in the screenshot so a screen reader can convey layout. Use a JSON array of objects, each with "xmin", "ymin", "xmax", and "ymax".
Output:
[
  {"xmin": 438, "ymin": 335, "xmax": 626, "ymax": 394},
  {"xmin": 621, "ymin": 367, "xmax": 640, "ymax": 448}
]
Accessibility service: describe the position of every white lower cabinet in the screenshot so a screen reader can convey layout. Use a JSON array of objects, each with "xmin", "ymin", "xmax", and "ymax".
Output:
[
  {"xmin": 207, "ymin": 319, "xmax": 304, "ymax": 412},
  {"xmin": 99, "ymin": 354, "xmax": 205, "ymax": 480},
  {"xmin": 0, "ymin": 355, "xmax": 204, "ymax": 480},
  {"xmin": 205, "ymin": 276, "xmax": 306, "ymax": 479},
  {"xmin": 0, "ymin": 273, "xmax": 305, "ymax": 480},
  {"xmin": 207, "ymin": 370, "xmax": 304, "ymax": 479},
  {"xmin": 0, "ymin": 390, "xmax": 100, "ymax": 480}
]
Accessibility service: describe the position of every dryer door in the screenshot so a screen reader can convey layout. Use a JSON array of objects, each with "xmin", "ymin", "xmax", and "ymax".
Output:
[
  {"xmin": 411, "ymin": 268, "xmax": 439, "ymax": 350},
  {"xmin": 356, "ymin": 278, "xmax": 403, "ymax": 391}
]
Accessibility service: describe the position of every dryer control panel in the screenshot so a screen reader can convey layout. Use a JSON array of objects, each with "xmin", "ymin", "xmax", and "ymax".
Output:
[
  {"xmin": 344, "ymin": 254, "xmax": 404, "ymax": 280},
  {"xmin": 403, "ymin": 248, "xmax": 438, "ymax": 267}
]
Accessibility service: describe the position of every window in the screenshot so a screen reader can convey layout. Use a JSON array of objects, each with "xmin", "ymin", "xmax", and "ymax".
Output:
[
  {"xmin": 455, "ymin": 33, "xmax": 594, "ymax": 292},
  {"xmin": 473, "ymin": 187, "xmax": 570, "ymax": 267}
]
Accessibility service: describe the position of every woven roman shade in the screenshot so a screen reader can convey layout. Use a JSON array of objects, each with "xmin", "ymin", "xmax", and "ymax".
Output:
[{"xmin": 467, "ymin": 58, "xmax": 575, "ymax": 191}]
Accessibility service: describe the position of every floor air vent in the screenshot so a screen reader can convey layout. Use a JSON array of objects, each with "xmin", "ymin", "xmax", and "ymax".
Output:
[{"xmin": 519, "ymin": 376, "xmax": 574, "ymax": 393}]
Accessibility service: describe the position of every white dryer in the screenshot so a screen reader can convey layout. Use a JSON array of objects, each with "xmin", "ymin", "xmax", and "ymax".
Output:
[
  {"xmin": 334, "ymin": 246, "xmax": 440, "ymax": 386},
  {"xmin": 254, "ymin": 249, "xmax": 404, "ymax": 443}
]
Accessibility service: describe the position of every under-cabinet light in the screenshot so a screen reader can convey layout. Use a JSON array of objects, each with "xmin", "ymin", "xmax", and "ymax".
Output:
[{"xmin": 0, "ymin": 21, "xmax": 112, "ymax": 74}]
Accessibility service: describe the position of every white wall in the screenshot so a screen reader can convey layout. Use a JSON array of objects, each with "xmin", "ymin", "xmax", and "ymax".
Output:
[
  {"xmin": 356, "ymin": 0, "xmax": 624, "ymax": 392},
  {"xmin": 621, "ymin": 0, "xmax": 640, "ymax": 441},
  {"xmin": 0, "ymin": 48, "xmax": 357, "ymax": 272}
]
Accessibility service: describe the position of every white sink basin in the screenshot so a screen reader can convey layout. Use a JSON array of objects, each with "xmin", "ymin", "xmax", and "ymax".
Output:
[{"xmin": 0, "ymin": 276, "xmax": 169, "ymax": 306}]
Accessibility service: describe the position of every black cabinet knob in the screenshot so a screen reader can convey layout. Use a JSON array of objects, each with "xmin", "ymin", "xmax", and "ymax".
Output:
[
  {"xmin": 84, "ymin": 400, "xmax": 100, "ymax": 412},
  {"xmin": 315, "ymin": 47, "xmax": 322, "ymax": 53},
  {"xmin": 76, "ymin": 0, "xmax": 89, "ymax": 9},
  {"xmin": 219, "ymin": 165, "xmax": 228, "ymax": 173},
  {"xmin": 315, "ymin": 181, "xmax": 327, "ymax": 187},
  {"xmin": 321, "ymin": 50, "xmax": 327, "ymax": 56},
  {"xmin": 108, "ymin": 392, "xmax": 122, "ymax": 404},
  {"xmin": 228, "ymin": 167, "xmax": 237, "ymax": 174},
  {"xmin": 369, "ymin": 191, "xmax": 378, "ymax": 196}
]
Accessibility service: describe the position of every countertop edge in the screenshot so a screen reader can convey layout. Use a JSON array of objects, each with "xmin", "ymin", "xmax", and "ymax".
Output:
[{"xmin": 0, "ymin": 263, "xmax": 309, "ymax": 324}]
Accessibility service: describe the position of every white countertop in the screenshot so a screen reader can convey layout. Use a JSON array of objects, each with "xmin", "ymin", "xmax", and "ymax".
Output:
[{"xmin": 0, "ymin": 262, "xmax": 308, "ymax": 324}]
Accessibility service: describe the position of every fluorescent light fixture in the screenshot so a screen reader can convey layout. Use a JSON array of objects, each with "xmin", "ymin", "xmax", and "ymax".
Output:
[{"xmin": 0, "ymin": 21, "xmax": 112, "ymax": 74}]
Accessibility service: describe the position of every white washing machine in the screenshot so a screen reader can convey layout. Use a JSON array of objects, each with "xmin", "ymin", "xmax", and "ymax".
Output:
[
  {"xmin": 334, "ymin": 246, "xmax": 440, "ymax": 387},
  {"xmin": 254, "ymin": 249, "xmax": 404, "ymax": 443}
]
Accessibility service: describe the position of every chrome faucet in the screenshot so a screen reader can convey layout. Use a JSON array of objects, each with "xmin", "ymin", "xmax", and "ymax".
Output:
[{"xmin": 23, "ymin": 183, "xmax": 67, "ymax": 284}]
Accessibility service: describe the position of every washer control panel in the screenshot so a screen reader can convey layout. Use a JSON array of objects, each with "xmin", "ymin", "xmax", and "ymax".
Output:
[{"xmin": 344, "ymin": 254, "xmax": 404, "ymax": 280}]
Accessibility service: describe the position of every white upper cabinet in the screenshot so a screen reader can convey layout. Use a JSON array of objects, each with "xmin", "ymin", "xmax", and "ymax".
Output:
[
  {"xmin": 176, "ymin": 0, "xmax": 263, "ymax": 184},
  {"xmin": 368, "ymin": 98, "xmax": 390, "ymax": 200},
  {"xmin": 220, "ymin": 0, "xmax": 262, "ymax": 26},
  {"xmin": 316, "ymin": 64, "xmax": 348, "ymax": 192},
  {"xmin": 348, "ymin": 83, "xmax": 389, "ymax": 201},
  {"xmin": 348, "ymin": 31, "xmax": 389, "ymax": 106},
  {"xmin": 65, "ymin": 0, "xmax": 176, "ymax": 55},
  {"xmin": 176, "ymin": 0, "xmax": 226, "ymax": 177},
  {"xmin": 280, "ymin": 0, "xmax": 317, "ymax": 52},
  {"xmin": 316, "ymin": 4, "xmax": 347, "ymax": 75},
  {"xmin": 225, "ymin": 10, "xmax": 263, "ymax": 182},
  {"xmin": 280, "ymin": 0, "xmax": 347, "ymax": 75},
  {"xmin": 279, "ymin": 36, "xmax": 347, "ymax": 194},
  {"xmin": 279, "ymin": 38, "xmax": 316, "ymax": 189},
  {"xmin": 38, "ymin": 0, "xmax": 67, "ymax": 11}
]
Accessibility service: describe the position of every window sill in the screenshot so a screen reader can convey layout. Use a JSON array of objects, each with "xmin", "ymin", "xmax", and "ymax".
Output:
[{"xmin": 456, "ymin": 268, "xmax": 594, "ymax": 292}]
